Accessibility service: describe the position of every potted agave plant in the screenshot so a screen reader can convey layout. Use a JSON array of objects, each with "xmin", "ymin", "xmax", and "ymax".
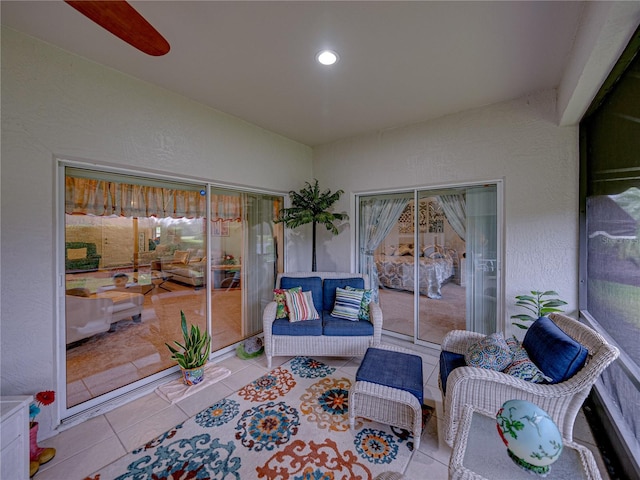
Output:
[
  {"xmin": 511, "ymin": 290, "xmax": 568, "ymax": 330},
  {"xmin": 165, "ymin": 311, "xmax": 211, "ymax": 385}
]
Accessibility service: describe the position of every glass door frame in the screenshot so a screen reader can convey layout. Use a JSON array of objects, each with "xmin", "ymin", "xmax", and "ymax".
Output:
[
  {"xmin": 354, "ymin": 179, "xmax": 504, "ymax": 348},
  {"xmin": 56, "ymin": 159, "xmax": 285, "ymax": 422}
]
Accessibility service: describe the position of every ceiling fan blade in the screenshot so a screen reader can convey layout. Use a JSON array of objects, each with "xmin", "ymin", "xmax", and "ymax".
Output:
[{"xmin": 65, "ymin": 0, "xmax": 170, "ymax": 56}]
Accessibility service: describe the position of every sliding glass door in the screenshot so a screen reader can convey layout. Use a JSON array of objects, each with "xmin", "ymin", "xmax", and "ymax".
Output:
[
  {"xmin": 208, "ymin": 188, "xmax": 283, "ymax": 352},
  {"xmin": 64, "ymin": 168, "xmax": 208, "ymax": 409},
  {"xmin": 358, "ymin": 182, "xmax": 500, "ymax": 345},
  {"xmin": 62, "ymin": 165, "xmax": 283, "ymax": 416}
]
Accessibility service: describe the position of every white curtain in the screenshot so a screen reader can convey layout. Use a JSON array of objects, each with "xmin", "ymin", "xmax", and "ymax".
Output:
[
  {"xmin": 360, "ymin": 195, "xmax": 411, "ymax": 302},
  {"xmin": 437, "ymin": 193, "xmax": 466, "ymax": 241},
  {"xmin": 242, "ymin": 192, "xmax": 282, "ymax": 335},
  {"xmin": 465, "ymin": 186, "xmax": 498, "ymax": 334}
]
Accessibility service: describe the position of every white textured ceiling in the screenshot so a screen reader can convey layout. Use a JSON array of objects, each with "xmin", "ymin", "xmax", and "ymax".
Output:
[{"xmin": 2, "ymin": 1, "xmax": 587, "ymax": 146}]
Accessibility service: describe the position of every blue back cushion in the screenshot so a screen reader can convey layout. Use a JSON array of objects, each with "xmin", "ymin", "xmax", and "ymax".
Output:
[
  {"xmin": 322, "ymin": 277, "xmax": 365, "ymax": 312},
  {"xmin": 356, "ymin": 347, "xmax": 424, "ymax": 404},
  {"xmin": 280, "ymin": 277, "xmax": 323, "ymax": 313},
  {"xmin": 439, "ymin": 350, "xmax": 467, "ymax": 395},
  {"xmin": 523, "ymin": 316, "xmax": 588, "ymax": 384}
]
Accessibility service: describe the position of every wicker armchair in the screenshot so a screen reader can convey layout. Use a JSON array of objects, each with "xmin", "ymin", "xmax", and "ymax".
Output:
[{"xmin": 438, "ymin": 313, "xmax": 619, "ymax": 447}]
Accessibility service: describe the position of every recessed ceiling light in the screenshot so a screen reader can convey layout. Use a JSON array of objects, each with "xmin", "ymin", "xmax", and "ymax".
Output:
[{"xmin": 316, "ymin": 50, "xmax": 339, "ymax": 66}]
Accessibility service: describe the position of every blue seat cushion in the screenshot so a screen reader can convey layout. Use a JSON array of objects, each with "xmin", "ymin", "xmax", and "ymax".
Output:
[
  {"xmin": 322, "ymin": 312, "xmax": 374, "ymax": 336},
  {"xmin": 271, "ymin": 318, "xmax": 322, "ymax": 336},
  {"xmin": 356, "ymin": 347, "xmax": 423, "ymax": 404},
  {"xmin": 439, "ymin": 350, "xmax": 467, "ymax": 395},
  {"xmin": 322, "ymin": 277, "xmax": 365, "ymax": 312},
  {"xmin": 280, "ymin": 276, "xmax": 323, "ymax": 313},
  {"xmin": 523, "ymin": 316, "xmax": 588, "ymax": 384}
]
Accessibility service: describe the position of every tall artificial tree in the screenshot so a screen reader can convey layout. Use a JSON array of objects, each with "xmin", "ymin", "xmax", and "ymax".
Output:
[{"xmin": 277, "ymin": 180, "xmax": 348, "ymax": 271}]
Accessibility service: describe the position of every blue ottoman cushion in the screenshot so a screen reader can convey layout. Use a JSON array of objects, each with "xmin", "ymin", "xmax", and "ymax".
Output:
[
  {"xmin": 439, "ymin": 350, "xmax": 467, "ymax": 395},
  {"xmin": 356, "ymin": 347, "xmax": 424, "ymax": 404},
  {"xmin": 523, "ymin": 316, "xmax": 588, "ymax": 384},
  {"xmin": 322, "ymin": 314, "xmax": 374, "ymax": 336},
  {"xmin": 280, "ymin": 276, "xmax": 323, "ymax": 313},
  {"xmin": 271, "ymin": 318, "xmax": 322, "ymax": 336},
  {"xmin": 323, "ymin": 277, "xmax": 365, "ymax": 312}
]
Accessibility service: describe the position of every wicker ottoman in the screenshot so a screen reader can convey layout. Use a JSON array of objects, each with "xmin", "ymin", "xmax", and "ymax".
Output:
[{"xmin": 349, "ymin": 345, "xmax": 424, "ymax": 449}]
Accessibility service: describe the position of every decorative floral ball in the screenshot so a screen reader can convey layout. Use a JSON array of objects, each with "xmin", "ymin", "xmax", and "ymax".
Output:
[{"xmin": 496, "ymin": 399, "xmax": 563, "ymax": 475}]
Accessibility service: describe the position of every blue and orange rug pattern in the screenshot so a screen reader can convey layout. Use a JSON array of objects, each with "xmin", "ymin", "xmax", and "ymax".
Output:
[{"xmin": 85, "ymin": 356, "xmax": 432, "ymax": 479}]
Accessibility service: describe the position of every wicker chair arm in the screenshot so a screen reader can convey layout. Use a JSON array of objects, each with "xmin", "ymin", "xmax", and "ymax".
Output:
[
  {"xmin": 262, "ymin": 300, "xmax": 277, "ymax": 328},
  {"xmin": 447, "ymin": 366, "xmax": 572, "ymax": 398},
  {"xmin": 262, "ymin": 301, "xmax": 277, "ymax": 355},
  {"xmin": 441, "ymin": 329, "xmax": 485, "ymax": 355},
  {"xmin": 369, "ymin": 301, "xmax": 384, "ymax": 345}
]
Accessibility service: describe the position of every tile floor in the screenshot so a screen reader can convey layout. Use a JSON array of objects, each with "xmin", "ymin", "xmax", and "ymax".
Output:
[{"xmin": 35, "ymin": 337, "xmax": 610, "ymax": 480}]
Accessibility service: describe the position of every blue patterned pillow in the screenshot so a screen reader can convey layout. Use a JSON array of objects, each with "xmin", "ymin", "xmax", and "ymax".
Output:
[
  {"xmin": 331, "ymin": 287, "xmax": 364, "ymax": 321},
  {"xmin": 464, "ymin": 332, "xmax": 512, "ymax": 371},
  {"xmin": 345, "ymin": 286, "xmax": 373, "ymax": 320},
  {"xmin": 504, "ymin": 336, "xmax": 552, "ymax": 383}
]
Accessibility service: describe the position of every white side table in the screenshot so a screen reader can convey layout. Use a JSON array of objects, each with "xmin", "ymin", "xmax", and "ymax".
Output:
[
  {"xmin": 449, "ymin": 404, "xmax": 602, "ymax": 480},
  {"xmin": 1, "ymin": 395, "xmax": 33, "ymax": 480}
]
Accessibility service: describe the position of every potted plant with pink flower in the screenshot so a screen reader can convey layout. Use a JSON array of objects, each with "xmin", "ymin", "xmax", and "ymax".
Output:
[{"xmin": 29, "ymin": 390, "xmax": 56, "ymax": 476}]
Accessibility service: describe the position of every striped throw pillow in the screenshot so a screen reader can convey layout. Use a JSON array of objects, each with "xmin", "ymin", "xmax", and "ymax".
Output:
[
  {"xmin": 345, "ymin": 286, "xmax": 373, "ymax": 320},
  {"xmin": 284, "ymin": 290, "xmax": 320, "ymax": 322},
  {"xmin": 331, "ymin": 287, "xmax": 365, "ymax": 321}
]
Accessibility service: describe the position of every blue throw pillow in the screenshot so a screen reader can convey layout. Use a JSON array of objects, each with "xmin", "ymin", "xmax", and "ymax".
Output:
[
  {"xmin": 280, "ymin": 276, "xmax": 323, "ymax": 313},
  {"xmin": 345, "ymin": 286, "xmax": 373, "ymax": 320},
  {"xmin": 322, "ymin": 277, "xmax": 365, "ymax": 312},
  {"xmin": 331, "ymin": 287, "xmax": 364, "ymax": 321},
  {"xmin": 523, "ymin": 316, "xmax": 588, "ymax": 384}
]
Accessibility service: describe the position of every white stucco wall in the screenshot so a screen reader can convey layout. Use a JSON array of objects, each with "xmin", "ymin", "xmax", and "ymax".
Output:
[
  {"xmin": 0, "ymin": 27, "xmax": 312, "ymax": 436},
  {"xmin": 312, "ymin": 90, "xmax": 579, "ymax": 334}
]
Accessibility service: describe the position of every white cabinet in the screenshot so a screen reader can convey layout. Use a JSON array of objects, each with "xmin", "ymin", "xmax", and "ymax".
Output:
[{"xmin": 1, "ymin": 396, "xmax": 32, "ymax": 480}]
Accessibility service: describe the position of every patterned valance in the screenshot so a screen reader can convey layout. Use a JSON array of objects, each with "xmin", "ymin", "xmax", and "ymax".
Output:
[{"xmin": 65, "ymin": 176, "xmax": 241, "ymax": 220}]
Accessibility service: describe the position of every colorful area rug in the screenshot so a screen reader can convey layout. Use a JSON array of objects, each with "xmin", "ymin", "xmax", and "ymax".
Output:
[{"xmin": 85, "ymin": 356, "xmax": 432, "ymax": 479}]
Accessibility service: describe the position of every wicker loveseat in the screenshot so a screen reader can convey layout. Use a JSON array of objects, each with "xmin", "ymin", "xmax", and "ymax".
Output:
[
  {"xmin": 262, "ymin": 272, "xmax": 383, "ymax": 368},
  {"xmin": 437, "ymin": 313, "xmax": 619, "ymax": 447}
]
